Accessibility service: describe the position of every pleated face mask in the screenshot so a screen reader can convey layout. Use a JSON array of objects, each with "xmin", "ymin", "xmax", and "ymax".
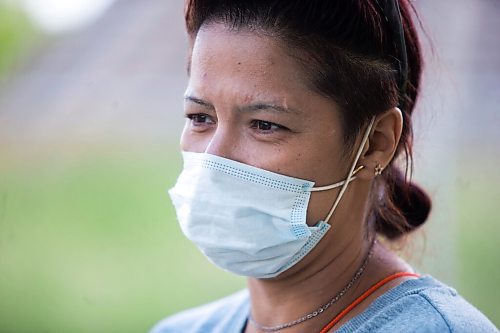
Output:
[{"xmin": 168, "ymin": 118, "xmax": 374, "ymax": 279}]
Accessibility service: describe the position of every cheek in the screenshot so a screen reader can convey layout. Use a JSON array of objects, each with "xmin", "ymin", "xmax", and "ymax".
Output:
[
  {"xmin": 303, "ymin": 150, "xmax": 349, "ymax": 225},
  {"xmin": 179, "ymin": 122, "xmax": 211, "ymax": 153},
  {"xmin": 288, "ymin": 131, "xmax": 348, "ymax": 184},
  {"xmin": 292, "ymin": 136, "xmax": 350, "ymax": 225}
]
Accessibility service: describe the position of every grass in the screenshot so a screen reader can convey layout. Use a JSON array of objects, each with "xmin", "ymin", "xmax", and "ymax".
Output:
[{"xmin": 0, "ymin": 145, "xmax": 497, "ymax": 332}]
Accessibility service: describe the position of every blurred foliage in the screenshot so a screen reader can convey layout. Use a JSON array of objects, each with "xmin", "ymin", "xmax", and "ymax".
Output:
[
  {"xmin": 0, "ymin": 147, "xmax": 497, "ymax": 332},
  {"xmin": 0, "ymin": 1, "xmax": 39, "ymax": 76}
]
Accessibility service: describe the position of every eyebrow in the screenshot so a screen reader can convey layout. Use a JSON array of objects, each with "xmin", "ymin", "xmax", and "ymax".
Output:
[
  {"xmin": 184, "ymin": 95, "xmax": 301, "ymax": 114},
  {"xmin": 240, "ymin": 103, "xmax": 300, "ymax": 114},
  {"xmin": 184, "ymin": 96, "xmax": 214, "ymax": 109}
]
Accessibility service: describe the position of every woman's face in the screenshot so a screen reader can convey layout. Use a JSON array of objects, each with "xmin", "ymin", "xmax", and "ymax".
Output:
[{"xmin": 181, "ymin": 23, "xmax": 353, "ymax": 225}]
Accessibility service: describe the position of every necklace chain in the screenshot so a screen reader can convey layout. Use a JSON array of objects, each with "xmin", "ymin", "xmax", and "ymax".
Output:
[{"xmin": 248, "ymin": 242, "xmax": 375, "ymax": 332}]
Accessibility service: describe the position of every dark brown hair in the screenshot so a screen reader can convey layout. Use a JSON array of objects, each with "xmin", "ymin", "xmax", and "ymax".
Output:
[{"xmin": 184, "ymin": 0, "xmax": 431, "ymax": 239}]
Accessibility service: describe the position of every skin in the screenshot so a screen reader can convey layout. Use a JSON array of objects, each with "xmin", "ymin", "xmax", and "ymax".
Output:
[{"xmin": 181, "ymin": 22, "xmax": 416, "ymax": 333}]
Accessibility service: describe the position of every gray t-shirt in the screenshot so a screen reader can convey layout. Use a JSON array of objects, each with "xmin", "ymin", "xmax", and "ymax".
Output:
[{"xmin": 151, "ymin": 275, "xmax": 498, "ymax": 332}]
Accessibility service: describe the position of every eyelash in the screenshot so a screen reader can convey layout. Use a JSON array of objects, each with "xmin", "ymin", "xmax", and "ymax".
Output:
[
  {"xmin": 186, "ymin": 113, "xmax": 289, "ymax": 134},
  {"xmin": 186, "ymin": 113, "xmax": 216, "ymax": 127},
  {"xmin": 250, "ymin": 120, "xmax": 288, "ymax": 133}
]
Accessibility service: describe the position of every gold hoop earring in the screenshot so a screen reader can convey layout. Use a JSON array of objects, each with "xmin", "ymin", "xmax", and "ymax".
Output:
[{"xmin": 374, "ymin": 163, "xmax": 384, "ymax": 176}]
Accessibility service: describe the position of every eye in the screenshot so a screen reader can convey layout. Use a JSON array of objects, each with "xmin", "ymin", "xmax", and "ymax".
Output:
[
  {"xmin": 250, "ymin": 120, "xmax": 287, "ymax": 133},
  {"xmin": 186, "ymin": 113, "xmax": 216, "ymax": 127}
]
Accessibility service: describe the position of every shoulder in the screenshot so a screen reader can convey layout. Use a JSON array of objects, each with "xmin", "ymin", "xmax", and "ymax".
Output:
[
  {"xmin": 339, "ymin": 276, "xmax": 498, "ymax": 333},
  {"xmin": 414, "ymin": 278, "xmax": 497, "ymax": 332},
  {"xmin": 149, "ymin": 289, "xmax": 249, "ymax": 333}
]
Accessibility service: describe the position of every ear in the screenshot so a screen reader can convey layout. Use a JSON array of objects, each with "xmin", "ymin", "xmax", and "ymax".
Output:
[{"xmin": 356, "ymin": 108, "xmax": 403, "ymax": 180}]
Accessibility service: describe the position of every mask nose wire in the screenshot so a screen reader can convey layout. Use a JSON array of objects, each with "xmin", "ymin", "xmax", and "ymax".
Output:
[{"xmin": 317, "ymin": 117, "xmax": 376, "ymax": 224}]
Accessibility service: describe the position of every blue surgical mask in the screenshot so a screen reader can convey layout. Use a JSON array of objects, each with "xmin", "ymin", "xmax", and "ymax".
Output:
[{"xmin": 169, "ymin": 119, "xmax": 374, "ymax": 279}]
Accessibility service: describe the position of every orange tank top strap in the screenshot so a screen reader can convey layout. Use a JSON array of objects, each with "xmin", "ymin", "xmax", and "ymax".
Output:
[{"xmin": 319, "ymin": 271, "xmax": 420, "ymax": 333}]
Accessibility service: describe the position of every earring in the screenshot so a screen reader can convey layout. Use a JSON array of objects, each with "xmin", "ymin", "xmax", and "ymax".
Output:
[{"xmin": 374, "ymin": 163, "xmax": 384, "ymax": 176}]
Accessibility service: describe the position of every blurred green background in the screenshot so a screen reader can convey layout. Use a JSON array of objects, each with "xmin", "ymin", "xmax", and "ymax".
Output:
[
  {"xmin": 0, "ymin": 1, "xmax": 37, "ymax": 76},
  {"xmin": 0, "ymin": 0, "xmax": 498, "ymax": 332},
  {"xmin": 1, "ymin": 145, "xmax": 246, "ymax": 332}
]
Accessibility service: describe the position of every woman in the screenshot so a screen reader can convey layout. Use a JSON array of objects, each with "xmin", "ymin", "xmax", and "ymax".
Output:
[{"xmin": 152, "ymin": 0, "xmax": 497, "ymax": 332}]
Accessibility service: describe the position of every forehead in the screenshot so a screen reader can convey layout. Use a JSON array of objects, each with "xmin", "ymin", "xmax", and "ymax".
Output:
[
  {"xmin": 193, "ymin": 23, "xmax": 282, "ymax": 63},
  {"xmin": 188, "ymin": 23, "xmax": 313, "ymax": 100}
]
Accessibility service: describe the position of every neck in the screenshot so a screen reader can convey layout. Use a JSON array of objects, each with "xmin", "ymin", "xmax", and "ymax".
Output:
[
  {"xmin": 245, "ymin": 239, "xmax": 409, "ymax": 333},
  {"xmin": 246, "ymin": 234, "xmax": 370, "ymax": 332}
]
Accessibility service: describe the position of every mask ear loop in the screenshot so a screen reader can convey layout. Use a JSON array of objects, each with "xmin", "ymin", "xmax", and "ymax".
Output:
[
  {"xmin": 310, "ymin": 165, "xmax": 364, "ymax": 192},
  {"xmin": 323, "ymin": 117, "xmax": 376, "ymax": 224}
]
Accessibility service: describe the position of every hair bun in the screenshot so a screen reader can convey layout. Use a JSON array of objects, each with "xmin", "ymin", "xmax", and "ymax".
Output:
[
  {"xmin": 375, "ymin": 167, "xmax": 432, "ymax": 240},
  {"xmin": 393, "ymin": 180, "xmax": 432, "ymax": 229}
]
